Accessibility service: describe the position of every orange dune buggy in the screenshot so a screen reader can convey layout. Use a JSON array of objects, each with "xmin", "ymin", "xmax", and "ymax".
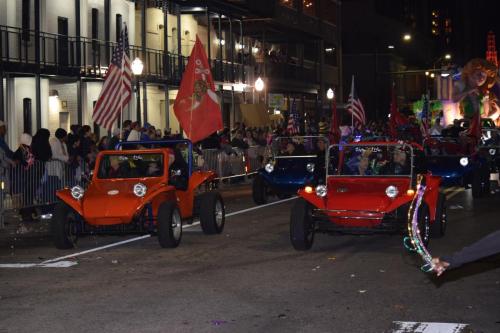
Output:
[{"xmin": 52, "ymin": 140, "xmax": 225, "ymax": 249}]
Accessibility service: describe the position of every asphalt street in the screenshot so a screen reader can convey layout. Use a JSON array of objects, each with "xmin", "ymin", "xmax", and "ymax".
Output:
[{"xmin": 0, "ymin": 183, "xmax": 499, "ymax": 333}]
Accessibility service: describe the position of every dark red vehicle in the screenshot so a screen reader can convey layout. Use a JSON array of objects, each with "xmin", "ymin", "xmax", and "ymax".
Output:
[{"xmin": 290, "ymin": 142, "xmax": 446, "ymax": 250}]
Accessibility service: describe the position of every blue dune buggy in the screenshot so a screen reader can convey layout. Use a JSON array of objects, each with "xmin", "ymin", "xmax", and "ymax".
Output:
[
  {"xmin": 252, "ymin": 136, "xmax": 328, "ymax": 204},
  {"xmin": 424, "ymin": 136, "xmax": 491, "ymax": 198}
]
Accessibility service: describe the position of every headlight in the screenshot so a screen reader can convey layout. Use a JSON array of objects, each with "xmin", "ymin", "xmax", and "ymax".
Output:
[
  {"xmin": 315, "ymin": 185, "xmax": 327, "ymax": 197},
  {"xmin": 71, "ymin": 185, "xmax": 84, "ymax": 200},
  {"xmin": 385, "ymin": 185, "xmax": 398, "ymax": 198},
  {"xmin": 133, "ymin": 183, "xmax": 147, "ymax": 197},
  {"xmin": 459, "ymin": 157, "xmax": 469, "ymax": 166},
  {"xmin": 489, "ymin": 148, "xmax": 496, "ymax": 156},
  {"xmin": 306, "ymin": 163, "xmax": 315, "ymax": 173},
  {"xmin": 265, "ymin": 163, "xmax": 274, "ymax": 173}
]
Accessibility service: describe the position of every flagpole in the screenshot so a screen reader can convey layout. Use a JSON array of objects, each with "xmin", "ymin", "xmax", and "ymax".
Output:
[
  {"xmin": 350, "ymin": 75, "xmax": 355, "ymax": 129},
  {"xmin": 119, "ymin": 26, "xmax": 125, "ymax": 142}
]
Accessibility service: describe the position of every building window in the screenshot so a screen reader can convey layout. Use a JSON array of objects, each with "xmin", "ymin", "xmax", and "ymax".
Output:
[
  {"xmin": 23, "ymin": 98, "xmax": 32, "ymax": 135},
  {"xmin": 92, "ymin": 8, "xmax": 99, "ymax": 51},
  {"xmin": 324, "ymin": 45, "xmax": 337, "ymax": 66},
  {"xmin": 116, "ymin": 14, "xmax": 122, "ymax": 41},
  {"xmin": 303, "ymin": 0, "xmax": 316, "ymax": 16},
  {"xmin": 279, "ymin": 0, "xmax": 295, "ymax": 9},
  {"xmin": 320, "ymin": 0, "xmax": 337, "ymax": 25},
  {"xmin": 22, "ymin": 0, "xmax": 30, "ymax": 41}
]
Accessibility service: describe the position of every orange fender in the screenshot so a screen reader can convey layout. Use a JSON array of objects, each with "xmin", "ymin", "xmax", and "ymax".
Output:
[
  {"xmin": 56, "ymin": 189, "xmax": 83, "ymax": 216},
  {"xmin": 176, "ymin": 170, "xmax": 217, "ymax": 219}
]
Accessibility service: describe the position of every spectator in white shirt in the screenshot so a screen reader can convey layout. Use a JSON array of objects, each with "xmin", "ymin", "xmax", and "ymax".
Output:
[{"xmin": 47, "ymin": 128, "xmax": 69, "ymax": 181}]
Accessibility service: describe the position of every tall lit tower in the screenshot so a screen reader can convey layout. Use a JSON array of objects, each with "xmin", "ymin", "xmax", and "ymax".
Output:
[{"xmin": 486, "ymin": 31, "xmax": 498, "ymax": 67}]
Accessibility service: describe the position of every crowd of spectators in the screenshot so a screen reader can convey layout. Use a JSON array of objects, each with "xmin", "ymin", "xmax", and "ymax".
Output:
[{"xmin": 0, "ymin": 111, "xmax": 482, "ymax": 221}]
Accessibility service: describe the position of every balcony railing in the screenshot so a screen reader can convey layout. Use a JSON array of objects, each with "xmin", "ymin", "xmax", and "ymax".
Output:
[{"xmin": 0, "ymin": 25, "xmax": 246, "ymax": 84}]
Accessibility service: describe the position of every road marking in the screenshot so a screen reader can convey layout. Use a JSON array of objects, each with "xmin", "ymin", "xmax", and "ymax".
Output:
[
  {"xmin": 0, "ymin": 197, "xmax": 297, "ymax": 268},
  {"xmin": 446, "ymin": 188, "xmax": 463, "ymax": 200},
  {"xmin": 0, "ymin": 261, "xmax": 78, "ymax": 268},
  {"xmin": 390, "ymin": 321, "xmax": 469, "ymax": 333}
]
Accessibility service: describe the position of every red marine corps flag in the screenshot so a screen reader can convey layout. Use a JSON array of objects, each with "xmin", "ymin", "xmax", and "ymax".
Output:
[{"xmin": 174, "ymin": 36, "xmax": 223, "ymax": 143}]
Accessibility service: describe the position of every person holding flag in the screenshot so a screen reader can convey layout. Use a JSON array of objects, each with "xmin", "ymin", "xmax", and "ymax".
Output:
[{"xmin": 174, "ymin": 36, "xmax": 223, "ymax": 143}]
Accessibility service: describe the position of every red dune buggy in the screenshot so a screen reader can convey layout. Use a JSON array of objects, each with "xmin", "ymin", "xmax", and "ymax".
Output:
[
  {"xmin": 52, "ymin": 140, "xmax": 224, "ymax": 249},
  {"xmin": 290, "ymin": 142, "xmax": 446, "ymax": 250}
]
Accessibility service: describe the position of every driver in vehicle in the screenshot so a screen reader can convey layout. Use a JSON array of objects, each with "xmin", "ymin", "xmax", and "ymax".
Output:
[
  {"xmin": 381, "ymin": 148, "xmax": 410, "ymax": 175},
  {"xmin": 282, "ymin": 142, "xmax": 296, "ymax": 156},
  {"xmin": 168, "ymin": 147, "xmax": 189, "ymax": 190}
]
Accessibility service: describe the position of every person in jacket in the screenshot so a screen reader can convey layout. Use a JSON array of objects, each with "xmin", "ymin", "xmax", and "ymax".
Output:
[
  {"xmin": 432, "ymin": 230, "xmax": 500, "ymax": 277},
  {"xmin": 12, "ymin": 134, "xmax": 35, "ymax": 220}
]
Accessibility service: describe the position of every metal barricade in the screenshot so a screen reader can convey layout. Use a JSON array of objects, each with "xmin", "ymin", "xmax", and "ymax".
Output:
[
  {"xmin": 1, "ymin": 159, "xmax": 90, "ymax": 213},
  {"xmin": 201, "ymin": 145, "xmax": 267, "ymax": 180},
  {"xmin": 0, "ymin": 145, "xmax": 269, "ymax": 228}
]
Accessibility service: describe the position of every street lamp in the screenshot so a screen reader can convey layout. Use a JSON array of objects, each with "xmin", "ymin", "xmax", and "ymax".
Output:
[
  {"xmin": 326, "ymin": 88, "xmax": 334, "ymax": 100},
  {"xmin": 403, "ymin": 34, "xmax": 412, "ymax": 42},
  {"xmin": 131, "ymin": 57, "xmax": 144, "ymax": 123},
  {"xmin": 255, "ymin": 77, "xmax": 264, "ymax": 92},
  {"xmin": 444, "ymin": 53, "xmax": 452, "ymax": 60}
]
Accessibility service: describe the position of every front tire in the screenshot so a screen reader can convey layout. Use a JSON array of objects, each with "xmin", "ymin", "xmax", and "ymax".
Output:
[
  {"xmin": 430, "ymin": 193, "xmax": 446, "ymax": 238},
  {"xmin": 290, "ymin": 199, "xmax": 315, "ymax": 251},
  {"xmin": 252, "ymin": 175, "xmax": 268, "ymax": 205},
  {"xmin": 199, "ymin": 191, "xmax": 225, "ymax": 235},
  {"xmin": 51, "ymin": 202, "xmax": 79, "ymax": 249},
  {"xmin": 157, "ymin": 202, "xmax": 182, "ymax": 248}
]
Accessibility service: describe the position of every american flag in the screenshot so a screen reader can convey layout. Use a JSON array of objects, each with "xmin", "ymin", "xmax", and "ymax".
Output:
[
  {"xmin": 420, "ymin": 93, "xmax": 430, "ymax": 138},
  {"xmin": 347, "ymin": 76, "xmax": 366, "ymax": 126},
  {"xmin": 92, "ymin": 25, "xmax": 132, "ymax": 131},
  {"xmin": 287, "ymin": 98, "xmax": 300, "ymax": 135}
]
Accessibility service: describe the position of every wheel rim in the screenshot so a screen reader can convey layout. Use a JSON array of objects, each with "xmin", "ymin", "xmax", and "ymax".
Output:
[
  {"xmin": 172, "ymin": 209, "xmax": 182, "ymax": 240},
  {"xmin": 215, "ymin": 200, "xmax": 224, "ymax": 228}
]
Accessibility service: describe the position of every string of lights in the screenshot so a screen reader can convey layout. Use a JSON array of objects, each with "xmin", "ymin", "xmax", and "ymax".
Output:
[{"xmin": 404, "ymin": 175, "xmax": 434, "ymax": 272}]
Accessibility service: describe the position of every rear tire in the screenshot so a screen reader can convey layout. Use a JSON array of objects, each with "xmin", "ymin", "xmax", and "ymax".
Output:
[
  {"xmin": 199, "ymin": 191, "xmax": 225, "ymax": 235},
  {"xmin": 252, "ymin": 175, "xmax": 268, "ymax": 205},
  {"xmin": 430, "ymin": 193, "xmax": 446, "ymax": 238},
  {"xmin": 290, "ymin": 199, "xmax": 315, "ymax": 251},
  {"xmin": 157, "ymin": 202, "xmax": 182, "ymax": 248},
  {"xmin": 51, "ymin": 202, "xmax": 79, "ymax": 249}
]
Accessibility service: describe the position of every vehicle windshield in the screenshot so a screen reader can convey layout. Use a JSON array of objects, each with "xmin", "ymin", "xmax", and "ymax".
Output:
[
  {"xmin": 272, "ymin": 136, "xmax": 328, "ymax": 158},
  {"xmin": 97, "ymin": 153, "xmax": 164, "ymax": 179},
  {"xmin": 328, "ymin": 144, "xmax": 413, "ymax": 176},
  {"xmin": 424, "ymin": 137, "xmax": 472, "ymax": 156}
]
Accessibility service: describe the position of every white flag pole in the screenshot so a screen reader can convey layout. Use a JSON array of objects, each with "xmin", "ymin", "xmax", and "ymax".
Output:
[{"xmin": 119, "ymin": 24, "xmax": 125, "ymax": 142}]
